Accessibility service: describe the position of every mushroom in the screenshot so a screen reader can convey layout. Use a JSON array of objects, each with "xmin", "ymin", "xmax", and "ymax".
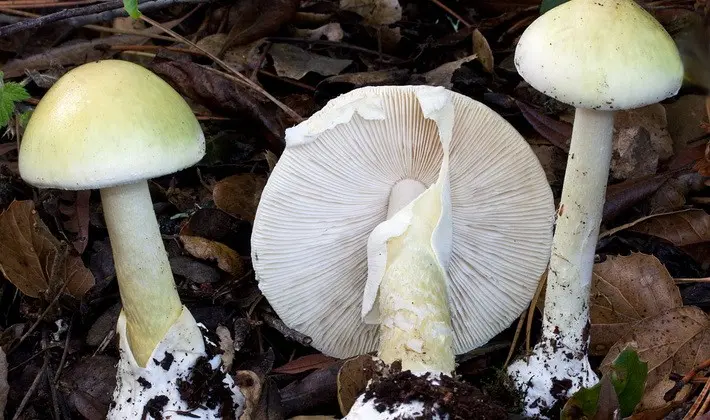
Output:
[
  {"xmin": 506, "ymin": 0, "xmax": 684, "ymax": 416},
  {"xmin": 252, "ymin": 85, "xmax": 554, "ymax": 378},
  {"xmin": 18, "ymin": 59, "xmax": 245, "ymax": 419}
]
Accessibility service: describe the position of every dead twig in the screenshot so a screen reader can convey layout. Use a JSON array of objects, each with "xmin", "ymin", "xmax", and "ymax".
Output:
[
  {"xmin": 11, "ymin": 352, "xmax": 48, "ymax": 420},
  {"xmin": 139, "ymin": 14, "xmax": 303, "ymax": 122},
  {"xmin": 0, "ymin": 0, "xmax": 204, "ymax": 37},
  {"xmin": 262, "ymin": 312, "xmax": 312, "ymax": 346},
  {"xmin": 427, "ymin": 0, "xmax": 471, "ymax": 28}
]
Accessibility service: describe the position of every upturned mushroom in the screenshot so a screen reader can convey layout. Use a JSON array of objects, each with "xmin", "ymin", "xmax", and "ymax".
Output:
[
  {"xmin": 18, "ymin": 59, "xmax": 245, "ymax": 419},
  {"xmin": 251, "ymin": 85, "xmax": 555, "ymax": 415},
  {"xmin": 506, "ymin": 0, "xmax": 684, "ymax": 416}
]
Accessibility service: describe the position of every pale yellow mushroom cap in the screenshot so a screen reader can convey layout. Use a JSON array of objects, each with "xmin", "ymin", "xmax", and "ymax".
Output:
[
  {"xmin": 19, "ymin": 59, "xmax": 205, "ymax": 189},
  {"xmin": 514, "ymin": 0, "xmax": 683, "ymax": 111}
]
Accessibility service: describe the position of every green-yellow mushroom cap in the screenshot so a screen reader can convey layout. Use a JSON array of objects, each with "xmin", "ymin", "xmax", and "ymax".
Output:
[
  {"xmin": 19, "ymin": 59, "xmax": 205, "ymax": 189},
  {"xmin": 514, "ymin": 0, "xmax": 683, "ymax": 111}
]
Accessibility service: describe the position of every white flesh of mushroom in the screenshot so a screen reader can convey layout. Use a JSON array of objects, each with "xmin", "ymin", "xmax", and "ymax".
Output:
[{"xmin": 108, "ymin": 307, "xmax": 246, "ymax": 419}]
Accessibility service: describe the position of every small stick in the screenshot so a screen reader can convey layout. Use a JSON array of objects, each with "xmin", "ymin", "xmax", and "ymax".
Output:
[
  {"xmin": 427, "ymin": 0, "xmax": 471, "ymax": 28},
  {"xmin": 11, "ymin": 354, "xmax": 48, "ymax": 420},
  {"xmin": 665, "ymin": 357, "xmax": 710, "ymax": 401},
  {"xmin": 262, "ymin": 312, "xmax": 312, "ymax": 346},
  {"xmin": 139, "ymin": 14, "xmax": 303, "ymax": 122}
]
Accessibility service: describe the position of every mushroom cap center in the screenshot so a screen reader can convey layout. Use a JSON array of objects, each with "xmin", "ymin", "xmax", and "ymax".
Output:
[{"xmin": 387, "ymin": 178, "xmax": 427, "ymax": 219}]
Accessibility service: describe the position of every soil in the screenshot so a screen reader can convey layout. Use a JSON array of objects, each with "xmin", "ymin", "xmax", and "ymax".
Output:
[{"xmin": 362, "ymin": 370, "xmax": 509, "ymax": 420}]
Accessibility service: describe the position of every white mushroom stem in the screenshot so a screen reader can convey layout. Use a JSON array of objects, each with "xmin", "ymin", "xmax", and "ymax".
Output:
[
  {"xmin": 377, "ymin": 180, "xmax": 455, "ymax": 375},
  {"xmin": 100, "ymin": 180, "xmax": 182, "ymax": 367},
  {"xmin": 508, "ymin": 108, "xmax": 612, "ymax": 416}
]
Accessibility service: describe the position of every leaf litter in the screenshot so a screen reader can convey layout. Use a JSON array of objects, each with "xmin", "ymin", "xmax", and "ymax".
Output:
[{"xmin": 3, "ymin": 0, "xmax": 710, "ymax": 419}]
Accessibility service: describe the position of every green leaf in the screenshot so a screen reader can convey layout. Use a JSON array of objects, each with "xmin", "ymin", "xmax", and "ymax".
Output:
[
  {"xmin": 0, "ymin": 72, "xmax": 30, "ymax": 128},
  {"xmin": 19, "ymin": 110, "xmax": 32, "ymax": 127},
  {"xmin": 561, "ymin": 347, "xmax": 648, "ymax": 419},
  {"xmin": 611, "ymin": 348, "xmax": 647, "ymax": 417},
  {"xmin": 123, "ymin": 0, "xmax": 141, "ymax": 19},
  {"xmin": 540, "ymin": 0, "xmax": 571, "ymax": 14}
]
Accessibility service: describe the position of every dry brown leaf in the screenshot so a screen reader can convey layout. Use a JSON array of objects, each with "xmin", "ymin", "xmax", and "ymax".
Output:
[
  {"xmin": 420, "ymin": 54, "xmax": 478, "ymax": 89},
  {"xmin": 340, "ymin": 0, "xmax": 401, "ymax": 25},
  {"xmin": 269, "ymin": 44, "xmax": 353, "ymax": 80},
  {"xmin": 337, "ymin": 355, "xmax": 377, "ymax": 416},
  {"xmin": 0, "ymin": 200, "xmax": 94, "ymax": 299},
  {"xmin": 272, "ymin": 354, "xmax": 339, "ymax": 374},
  {"xmin": 472, "ymin": 29, "xmax": 494, "ymax": 73},
  {"xmin": 601, "ymin": 306, "xmax": 710, "ymax": 413},
  {"xmin": 590, "ymin": 254, "xmax": 682, "ymax": 356},
  {"xmin": 180, "ymin": 235, "xmax": 245, "ymax": 277},
  {"xmin": 213, "ymin": 175, "xmax": 267, "ymax": 222},
  {"xmin": 627, "ymin": 209, "xmax": 710, "ymax": 246},
  {"xmin": 236, "ymin": 370, "xmax": 263, "ymax": 420}
]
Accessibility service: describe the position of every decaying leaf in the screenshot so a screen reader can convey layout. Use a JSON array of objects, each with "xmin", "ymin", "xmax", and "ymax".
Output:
[
  {"xmin": 627, "ymin": 209, "xmax": 710, "ymax": 246},
  {"xmin": 58, "ymin": 355, "xmax": 118, "ymax": 420},
  {"xmin": 339, "ymin": 0, "xmax": 401, "ymax": 25},
  {"xmin": 149, "ymin": 58, "xmax": 291, "ymax": 147},
  {"xmin": 236, "ymin": 370, "xmax": 263, "ymax": 420},
  {"xmin": 472, "ymin": 29, "xmax": 494, "ymax": 73},
  {"xmin": 269, "ymin": 43, "xmax": 353, "ymax": 80},
  {"xmin": 516, "ymin": 100, "xmax": 572, "ymax": 151},
  {"xmin": 221, "ymin": 0, "xmax": 300, "ymax": 53},
  {"xmin": 419, "ymin": 54, "xmax": 478, "ymax": 89},
  {"xmin": 272, "ymin": 354, "xmax": 339, "ymax": 375},
  {"xmin": 337, "ymin": 355, "xmax": 378, "ymax": 416},
  {"xmin": 0, "ymin": 200, "xmax": 94, "ymax": 299},
  {"xmin": 196, "ymin": 34, "xmax": 263, "ymax": 71},
  {"xmin": 59, "ymin": 190, "xmax": 91, "ymax": 254},
  {"xmin": 291, "ymin": 23, "xmax": 344, "ymax": 42},
  {"xmin": 601, "ymin": 306, "xmax": 710, "ymax": 414},
  {"xmin": 590, "ymin": 254, "xmax": 682, "ymax": 356},
  {"xmin": 180, "ymin": 235, "xmax": 245, "ymax": 277}
]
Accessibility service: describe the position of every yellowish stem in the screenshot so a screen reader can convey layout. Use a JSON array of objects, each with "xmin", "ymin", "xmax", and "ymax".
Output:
[
  {"xmin": 101, "ymin": 180, "xmax": 182, "ymax": 367},
  {"xmin": 377, "ymin": 182, "xmax": 455, "ymax": 375}
]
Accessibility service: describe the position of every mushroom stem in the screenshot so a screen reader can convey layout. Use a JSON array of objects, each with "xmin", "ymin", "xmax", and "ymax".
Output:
[
  {"xmin": 100, "ymin": 180, "xmax": 182, "ymax": 367},
  {"xmin": 378, "ymin": 182, "xmax": 455, "ymax": 375},
  {"xmin": 508, "ymin": 108, "xmax": 612, "ymax": 416},
  {"xmin": 544, "ymin": 108, "xmax": 613, "ymax": 352}
]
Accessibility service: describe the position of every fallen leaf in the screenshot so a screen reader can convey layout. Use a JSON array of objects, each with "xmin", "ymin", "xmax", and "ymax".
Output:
[
  {"xmin": 272, "ymin": 354, "xmax": 339, "ymax": 374},
  {"xmin": 58, "ymin": 355, "xmax": 118, "ymax": 420},
  {"xmin": 472, "ymin": 29, "xmax": 494, "ymax": 73},
  {"xmin": 418, "ymin": 54, "xmax": 478, "ymax": 89},
  {"xmin": 600, "ymin": 306, "xmax": 710, "ymax": 413},
  {"xmin": 221, "ymin": 0, "xmax": 300, "ymax": 54},
  {"xmin": 516, "ymin": 100, "xmax": 572, "ymax": 151},
  {"xmin": 317, "ymin": 69, "xmax": 410, "ymax": 98},
  {"xmin": 603, "ymin": 170, "xmax": 680, "ymax": 223},
  {"xmin": 236, "ymin": 370, "xmax": 263, "ymax": 420},
  {"xmin": 627, "ymin": 209, "xmax": 710, "ymax": 247},
  {"xmin": 196, "ymin": 34, "xmax": 263, "ymax": 71},
  {"xmin": 0, "ymin": 200, "xmax": 94, "ymax": 299},
  {"xmin": 269, "ymin": 43, "xmax": 353, "ymax": 80},
  {"xmin": 59, "ymin": 190, "xmax": 91, "ymax": 254},
  {"xmin": 590, "ymin": 254, "xmax": 682, "ymax": 356},
  {"xmin": 337, "ymin": 355, "xmax": 378, "ymax": 416},
  {"xmin": 592, "ymin": 375, "xmax": 621, "ymax": 420},
  {"xmin": 339, "ymin": 0, "xmax": 401, "ymax": 25},
  {"xmin": 291, "ymin": 23, "xmax": 344, "ymax": 42},
  {"xmin": 86, "ymin": 303, "xmax": 121, "ymax": 347},
  {"xmin": 663, "ymin": 94, "xmax": 707, "ymax": 152},
  {"xmin": 280, "ymin": 361, "xmax": 344, "ymax": 418},
  {"xmin": 169, "ymin": 256, "xmax": 221, "ymax": 284},
  {"xmin": 180, "ymin": 235, "xmax": 245, "ymax": 277},
  {"xmin": 149, "ymin": 58, "xmax": 291, "ymax": 149}
]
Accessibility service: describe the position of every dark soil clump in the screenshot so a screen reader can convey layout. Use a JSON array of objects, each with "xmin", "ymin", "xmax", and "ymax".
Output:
[{"xmin": 362, "ymin": 370, "xmax": 508, "ymax": 419}]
